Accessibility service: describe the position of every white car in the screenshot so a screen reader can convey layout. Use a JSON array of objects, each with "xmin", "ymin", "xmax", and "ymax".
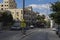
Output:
[
  {"xmin": 52, "ymin": 28, "xmax": 56, "ymax": 31},
  {"xmin": 30, "ymin": 25, "xmax": 34, "ymax": 29}
]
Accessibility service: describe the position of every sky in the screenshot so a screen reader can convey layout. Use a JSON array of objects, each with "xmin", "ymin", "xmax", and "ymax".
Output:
[{"xmin": 0, "ymin": 0, "xmax": 57, "ymax": 16}]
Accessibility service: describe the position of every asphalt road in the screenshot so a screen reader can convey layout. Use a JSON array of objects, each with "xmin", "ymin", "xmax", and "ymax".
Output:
[
  {"xmin": 0, "ymin": 29, "xmax": 37, "ymax": 40},
  {"xmin": 0, "ymin": 31, "xmax": 21, "ymax": 40},
  {"xmin": 0, "ymin": 28, "xmax": 60, "ymax": 40},
  {"xmin": 21, "ymin": 28, "xmax": 60, "ymax": 40}
]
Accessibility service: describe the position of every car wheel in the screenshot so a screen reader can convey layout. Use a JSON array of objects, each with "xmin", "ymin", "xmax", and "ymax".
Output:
[
  {"xmin": 56, "ymin": 32, "xmax": 58, "ymax": 35},
  {"xmin": 58, "ymin": 35, "xmax": 60, "ymax": 38}
]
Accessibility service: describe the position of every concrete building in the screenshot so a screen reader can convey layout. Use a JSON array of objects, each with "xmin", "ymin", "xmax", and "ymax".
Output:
[
  {"xmin": 23, "ymin": 7, "xmax": 37, "ymax": 26},
  {"xmin": 0, "ymin": 0, "xmax": 17, "ymax": 10},
  {"xmin": 0, "ymin": 0, "xmax": 23, "ymax": 22},
  {"xmin": 7, "ymin": 9, "xmax": 23, "ymax": 21}
]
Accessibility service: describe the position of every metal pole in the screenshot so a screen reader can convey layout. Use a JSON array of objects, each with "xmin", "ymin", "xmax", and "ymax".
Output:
[
  {"xmin": 23, "ymin": 0, "xmax": 25, "ymax": 15},
  {"xmin": 22, "ymin": 0, "xmax": 26, "ymax": 35}
]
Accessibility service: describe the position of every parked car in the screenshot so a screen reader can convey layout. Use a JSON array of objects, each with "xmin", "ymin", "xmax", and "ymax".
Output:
[
  {"xmin": 58, "ymin": 29, "xmax": 60, "ymax": 37},
  {"xmin": 56, "ymin": 27, "xmax": 59, "ymax": 35},
  {"xmin": 56, "ymin": 27, "xmax": 60, "ymax": 35},
  {"xmin": 11, "ymin": 25, "xmax": 20, "ymax": 30},
  {"xmin": 30, "ymin": 25, "xmax": 34, "ymax": 29},
  {"xmin": 56, "ymin": 27, "xmax": 60, "ymax": 37},
  {"xmin": 52, "ymin": 28, "xmax": 56, "ymax": 31}
]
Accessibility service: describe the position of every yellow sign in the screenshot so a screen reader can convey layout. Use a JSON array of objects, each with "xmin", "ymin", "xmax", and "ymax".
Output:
[{"xmin": 21, "ymin": 22, "xmax": 26, "ymax": 28}]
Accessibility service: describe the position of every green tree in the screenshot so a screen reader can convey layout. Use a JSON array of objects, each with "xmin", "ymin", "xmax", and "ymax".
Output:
[
  {"xmin": 51, "ymin": 1, "xmax": 60, "ymax": 12},
  {"xmin": 37, "ymin": 15, "xmax": 42, "ymax": 20},
  {"xmin": 41, "ymin": 15, "xmax": 45, "ymax": 19},
  {"xmin": 0, "ymin": 11, "xmax": 14, "ymax": 29},
  {"xmin": 50, "ymin": 1, "xmax": 60, "ymax": 25},
  {"xmin": 37, "ymin": 14, "xmax": 45, "ymax": 22},
  {"xmin": 0, "ymin": 12, "xmax": 3, "ymax": 22}
]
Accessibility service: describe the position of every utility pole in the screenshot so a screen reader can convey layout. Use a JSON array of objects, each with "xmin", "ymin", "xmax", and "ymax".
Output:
[
  {"xmin": 23, "ymin": 0, "xmax": 25, "ymax": 16},
  {"xmin": 21, "ymin": 0, "xmax": 26, "ymax": 35}
]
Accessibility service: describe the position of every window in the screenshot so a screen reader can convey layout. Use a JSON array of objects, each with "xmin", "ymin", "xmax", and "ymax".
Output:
[
  {"xmin": 16, "ymin": 12, "xmax": 19, "ymax": 16},
  {"xmin": 5, "ymin": 8, "xmax": 6, "ymax": 10},
  {"xmin": 17, "ymin": 18, "xmax": 19, "ymax": 20},
  {"xmin": 5, "ymin": 2, "xmax": 8, "ymax": 3},
  {"xmin": 1, "ymin": 5, "xmax": 3, "ymax": 7},
  {"xmin": 5, "ymin": 5, "xmax": 8, "ymax": 6},
  {"xmin": 1, "ymin": 8, "xmax": 3, "ymax": 10},
  {"xmin": 10, "ymin": 1, "xmax": 13, "ymax": 4},
  {"xmin": 7, "ymin": 5, "xmax": 8, "ymax": 6},
  {"xmin": 10, "ymin": 5, "xmax": 13, "ymax": 7},
  {"xmin": 21, "ymin": 10, "xmax": 23, "ymax": 14},
  {"xmin": 5, "ymin": 5, "xmax": 6, "ymax": 6}
]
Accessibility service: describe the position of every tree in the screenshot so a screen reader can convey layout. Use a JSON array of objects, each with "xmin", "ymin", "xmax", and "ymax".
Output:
[
  {"xmin": 37, "ymin": 15, "xmax": 42, "ymax": 20},
  {"xmin": 50, "ymin": 1, "xmax": 60, "ymax": 25},
  {"xmin": 51, "ymin": 1, "xmax": 60, "ymax": 12},
  {"xmin": 1, "ymin": 11, "xmax": 13, "ymax": 26},
  {"xmin": 37, "ymin": 14, "xmax": 45, "ymax": 22},
  {"xmin": 36, "ymin": 14, "xmax": 46, "ymax": 28},
  {"xmin": 0, "ymin": 12, "xmax": 3, "ymax": 22},
  {"xmin": 41, "ymin": 15, "xmax": 45, "ymax": 19},
  {"xmin": 0, "ymin": 11, "xmax": 14, "ymax": 29}
]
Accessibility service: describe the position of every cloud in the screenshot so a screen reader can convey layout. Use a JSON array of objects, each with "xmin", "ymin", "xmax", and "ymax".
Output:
[
  {"xmin": 28, "ymin": 4, "xmax": 51, "ymax": 9},
  {"xmin": 28, "ymin": 4, "xmax": 51, "ymax": 16}
]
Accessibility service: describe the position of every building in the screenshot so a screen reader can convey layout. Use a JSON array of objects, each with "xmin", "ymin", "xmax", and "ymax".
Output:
[
  {"xmin": 0, "ymin": 0, "xmax": 37, "ymax": 27},
  {"xmin": 23, "ymin": 7, "xmax": 37, "ymax": 26},
  {"xmin": 0, "ymin": 0, "xmax": 23, "ymax": 22},
  {"xmin": 7, "ymin": 9, "xmax": 23, "ymax": 21},
  {"xmin": 0, "ymin": 0, "xmax": 17, "ymax": 10}
]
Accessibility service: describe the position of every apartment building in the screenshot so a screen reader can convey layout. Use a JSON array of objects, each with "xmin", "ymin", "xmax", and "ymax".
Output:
[
  {"xmin": 24, "ymin": 7, "xmax": 37, "ymax": 26},
  {"xmin": 0, "ymin": 0, "xmax": 17, "ymax": 10},
  {"xmin": 7, "ymin": 9, "xmax": 23, "ymax": 21},
  {"xmin": 0, "ymin": 0, "xmax": 23, "ymax": 21}
]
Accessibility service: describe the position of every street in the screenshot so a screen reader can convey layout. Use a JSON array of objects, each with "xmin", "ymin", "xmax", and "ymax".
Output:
[
  {"xmin": 0, "ymin": 28, "xmax": 60, "ymax": 40},
  {"xmin": 21, "ymin": 28, "xmax": 60, "ymax": 40},
  {"xmin": 0, "ymin": 29, "xmax": 37, "ymax": 40}
]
